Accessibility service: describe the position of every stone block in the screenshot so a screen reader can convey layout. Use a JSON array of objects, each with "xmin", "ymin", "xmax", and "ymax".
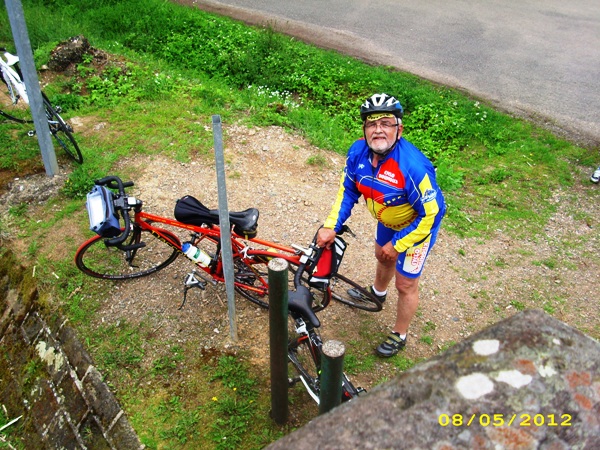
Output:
[
  {"xmin": 59, "ymin": 325, "xmax": 94, "ymax": 380},
  {"xmin": 58, "ymin": 374, "xmax": 89, "ymax": 425},
  {"xmin": 82, "ymin": 366, "xmax": 121, "ymax": 430},
  {"xmin": 266, "ymin": 310, "xmax": 600, "ymax": 450},
  {"xmin": 0, "ymin": 377, "xmax": 25, "ymax": 420},
  {"xmin": 45, "ymin": 412, "xmax": 81, "ymax": 450},
  {"xmin": 21, "ymin": 310, "xmax": 43, "ymax": 344},
  {"xmin": 80, "ymin": 414, "xmax": 112, "ymax": 450},
  {"xmin": 2, "ymin": 323, "xmax": 31, "ymax": 371},
  {"xmin": 108, "ymin": 413, "xmax": 144, "ymax": 450},
  {"xmin": 33, "ymin": 333, "xmax": 70, "ymax": 383},
  {"xmin": 29, "ymin": 379, "xmax": 60, "ymax": 435}
]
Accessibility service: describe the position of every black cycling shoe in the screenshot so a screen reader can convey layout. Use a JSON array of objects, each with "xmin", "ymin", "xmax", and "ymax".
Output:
[
  {"xmin": 347, "ymin": 285, "xmax": 387, "ymax": 304},
  {"xmin": 376, "ymin": 332, "xmax": 406, "ymax": 357}
]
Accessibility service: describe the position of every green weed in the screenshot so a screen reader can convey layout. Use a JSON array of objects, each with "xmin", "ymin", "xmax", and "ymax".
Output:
[
  {"xmin": 510, "ymin": 300, "xmax": 526, "ymax": 311},
  {"xmin": 419, "ymin": 336, "xmax": 434, "ymax": 346},
  {"xmin": 392, "ymin": 354, "xmax": 416, "ymax": 371}
]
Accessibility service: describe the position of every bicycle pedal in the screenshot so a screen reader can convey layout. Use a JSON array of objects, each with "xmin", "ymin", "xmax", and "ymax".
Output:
[
  {"xmin": 288, "ymin": 377, "xmax": 302, "ymax": 387},
  {"xmin": 55, "ymin": 105, "xmax": 62, "ymax": 113},
  {"xmin": 184, "ymin": 271, "xmax": 207, "ymax": 289}
]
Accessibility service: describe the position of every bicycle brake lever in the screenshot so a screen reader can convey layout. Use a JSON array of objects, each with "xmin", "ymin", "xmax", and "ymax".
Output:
[
  {"xmin": 291, "ymin": 243, "xmax": 314, "ymax": 256},
  {"xmin": 341, "ymin": 225, "xmax": 356, "ymax": 237}
]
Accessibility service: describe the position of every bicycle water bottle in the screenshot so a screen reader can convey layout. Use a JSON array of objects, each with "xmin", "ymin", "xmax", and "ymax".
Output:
[{"xmin": 182, "ymin": 242, "xmax": 212, "ymax": 267}]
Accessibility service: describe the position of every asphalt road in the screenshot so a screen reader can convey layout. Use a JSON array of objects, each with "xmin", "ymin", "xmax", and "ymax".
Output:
[{"xmin": 183, "ymin": 0, "xmax": 600, "ymax": 147}]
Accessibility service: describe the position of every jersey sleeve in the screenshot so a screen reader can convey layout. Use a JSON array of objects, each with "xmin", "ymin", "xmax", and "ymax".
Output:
[
  {"xmin": 391, "ymin": 164, "xmax": 444, "ymax": 252},
  {"xmin": 323, "ymin": 150, "xmax": 363, "ymax": 232}
]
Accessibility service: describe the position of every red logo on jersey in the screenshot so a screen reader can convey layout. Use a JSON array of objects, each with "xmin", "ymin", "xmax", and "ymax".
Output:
[{"xmin": 377, "ymin": 159, "xmax": 405, "ymax": 187}]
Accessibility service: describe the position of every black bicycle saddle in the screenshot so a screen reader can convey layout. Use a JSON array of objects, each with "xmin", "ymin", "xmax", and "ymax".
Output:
[{"xmin": 174, "ymin": 195, "xmax": 259, "ymax": 238}]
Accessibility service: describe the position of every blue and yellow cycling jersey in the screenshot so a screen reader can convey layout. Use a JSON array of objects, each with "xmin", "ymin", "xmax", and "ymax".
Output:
[{"xmin": 323, "ymin": 137, "xmax": 446, "ymax": 252}]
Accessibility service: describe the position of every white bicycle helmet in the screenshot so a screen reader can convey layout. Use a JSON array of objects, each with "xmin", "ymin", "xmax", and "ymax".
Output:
[{"xmin": 360, "ymin": 93, "xmax": 404, "ymax": 121}]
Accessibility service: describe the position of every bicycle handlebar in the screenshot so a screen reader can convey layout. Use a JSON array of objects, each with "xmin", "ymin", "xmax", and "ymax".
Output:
[{"xmin": 94, "ymin": 176, "xmax": 135, "ymax": 246}]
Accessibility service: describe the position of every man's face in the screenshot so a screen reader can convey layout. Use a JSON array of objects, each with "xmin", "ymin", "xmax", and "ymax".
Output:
[{"xmin": 363, "ymin": 116, "xmax": 402, "ymax": 154}]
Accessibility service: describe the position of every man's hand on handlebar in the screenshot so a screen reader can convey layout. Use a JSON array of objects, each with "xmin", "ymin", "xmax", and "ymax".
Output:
[{"xmin": 316, "ymin": 227, "xmax": 337, "ymax": 249}]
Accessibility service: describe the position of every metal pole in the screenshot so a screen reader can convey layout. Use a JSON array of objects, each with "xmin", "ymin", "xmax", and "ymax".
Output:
[
  {"xmin": 319, "ymin": 340, "xmax": 345, "ymax": 415},
  {"xmin": 5, "ymin": 0, "xmax": 58, "ymax": 176},
  {"xmin": 268, "ymin": 258, "xmax": 289, "ymax": 424},
  {"xmin": 212, "ymin": 114, "xmax": 237, "ymax": 342}
]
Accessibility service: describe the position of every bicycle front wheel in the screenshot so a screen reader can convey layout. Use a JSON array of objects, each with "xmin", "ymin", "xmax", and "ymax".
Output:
[
  {"xmin": 75, "ymin": 227, "xmax": 180, "ymax": 280},
  {"xmin": 329, "ymin": 273, "xmax": 382, "ymax": 312},
  {"xmin": 43, "ymin": 96, "xmax": 83, "ymax": 164}
]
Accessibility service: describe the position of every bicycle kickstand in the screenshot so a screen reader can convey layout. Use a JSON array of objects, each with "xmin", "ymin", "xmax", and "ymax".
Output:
[{"xmin": 179, "ymin": 270, "xmax": 207, "ymax": 310}]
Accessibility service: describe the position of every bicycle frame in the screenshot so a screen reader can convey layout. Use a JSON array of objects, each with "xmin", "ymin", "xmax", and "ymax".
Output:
[
  {"xmin": 1, "ymin": 50, "xmax": 28, "ymax": 104},
  {"xmin": 132, "ymin": 208, "xmax": 303, "ymax": 294}
]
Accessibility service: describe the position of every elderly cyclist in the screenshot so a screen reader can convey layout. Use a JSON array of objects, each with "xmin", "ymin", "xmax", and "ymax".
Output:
[{"xmin": 317, "ymin": 93, "xmax": 446, "ymax": 357}]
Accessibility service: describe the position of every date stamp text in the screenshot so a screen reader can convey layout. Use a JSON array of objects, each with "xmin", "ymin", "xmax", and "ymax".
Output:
[{"xmin": 438, "ymin": 413, "xmax": 572, "ymax": 427}]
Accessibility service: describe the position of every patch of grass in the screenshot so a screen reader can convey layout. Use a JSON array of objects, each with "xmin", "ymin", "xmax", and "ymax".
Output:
[
  {"xmin": 439, "ymin": 341, "xmax": 458, "ymax": 352},
  {"xmin": 532, "ymin": 258, "xmax": 558, "ymax": 269},
  {"xmin": 419, "ymin": 335, "xmax": 434, "ymax": 346},
  {"xmin": 0, "ymin": 405, "xmax": 26, "ymax": 450},
  {"xmin": 1, "ymin": 0, "xmax": 597, "ymax": 447},
  {"xmin": 392, "ymin": 354, "xmax": 417, "ymax": 372},
  {"xmin": 305, "ymin": 154, "xmax": 327, "ymax": 166},
  {"xmin": 510, "ymin": 300, "xmax": 526, "ymax": 311},
  {"xmin": 92, "ymin": 321, "xmax": 145, "ymax": 376},
  {"xmin": 343, "ymin": 352, "xmax": 377, "ymax": 376},
  {"xmin": 422, "ymin": 320, "xmax": 437, "ymax": 333},
  {"xmin": 152, "ymin": 346, "xmax": 185, "ymax": 377}
]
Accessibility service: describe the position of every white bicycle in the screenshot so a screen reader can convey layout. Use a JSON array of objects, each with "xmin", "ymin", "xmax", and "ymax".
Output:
[{"xmin": 1, "ymin": 47, "xmax": 83, "ymax": 163}]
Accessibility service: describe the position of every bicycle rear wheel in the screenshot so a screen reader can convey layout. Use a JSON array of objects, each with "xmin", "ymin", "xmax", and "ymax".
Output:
[
  {"xmin": 329, "ymin": 273, "xmax": 382, "ymax": 311},
  {"xmin": 43, "ymin": 96, "xmax": 83, "ymax": 164},
  {"xmin": 75, "ymin": 227, "xmax": 180, "ymax": 280},
  {"xmin": 233, "ymin": 258, "xmax": 327, "ymax": 310},
  {"xmin": 288, "ymin": 329, "xmax": 321, "ymax": 403},
  {"xmin": 288, "ymin": 325, "xmax": 362, "ymax": 404}
]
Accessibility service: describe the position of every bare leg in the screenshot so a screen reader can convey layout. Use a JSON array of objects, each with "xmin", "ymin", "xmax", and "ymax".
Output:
[
  {"xmin": 374, "ymin": 242, "xmax": 420, "ymax": 335},
  {"xmin": 374, "ymin": 242, "xmax": 395, "ymax": 292},
  {"xmin": 392, "ymin": 273, "xmax": 420, "ymax": 335}
]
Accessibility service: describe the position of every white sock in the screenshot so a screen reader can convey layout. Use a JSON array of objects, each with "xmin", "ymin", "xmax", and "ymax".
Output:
[
  {"xmin": 372, "ymin": 286, "xmax": 387, "ymax": 297},
  {"xmin": 392, "ymin": 331, "xmax": 407, "ymax": 340}
]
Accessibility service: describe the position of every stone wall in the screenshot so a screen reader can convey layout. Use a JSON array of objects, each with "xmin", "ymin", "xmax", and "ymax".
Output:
[
  {"xmin": 267, "ymin": 309, "xmax": 600, "ymax": 450},
  {"xmin": 0, "ymin": 249, "xmax": 143, "ymax": 449}
]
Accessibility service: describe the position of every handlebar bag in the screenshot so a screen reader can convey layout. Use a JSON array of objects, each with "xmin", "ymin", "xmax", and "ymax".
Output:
[
  {"xmin": 85, "ymin": 185, "xmax": 121, "ymax": 238},
  {"xmin": 307, "ymin": 234, "xmax": 347, "ymax": 289}
]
